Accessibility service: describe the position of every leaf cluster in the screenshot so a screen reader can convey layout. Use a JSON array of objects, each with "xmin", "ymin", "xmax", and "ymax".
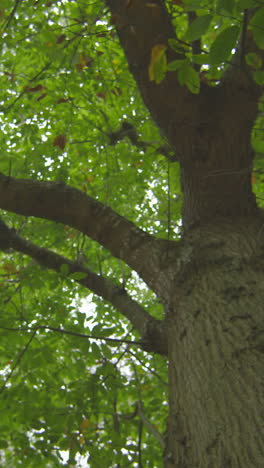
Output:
[{"xmin": 0, "ymin": 0, "xmax": 263, "ymax": 466}]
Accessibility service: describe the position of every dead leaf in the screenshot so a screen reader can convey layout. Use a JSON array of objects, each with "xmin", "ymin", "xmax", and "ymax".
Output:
[
  {"xmin": 56, "ymin": 33, "xmax": 66, "ymax": 44},
  {"xmin": 52, "ymin": 134, "xmax": 67, "ymax": 150},
  {"xmin": 36, "ymin": 93, "xmax": 47, "ymax": 101},
  {"xmin": 25, "ymin": 84, "xmax": 45, "ymax": 92},
  {"xmin": 56, "ymin": 97, "xmax": 70, "ymax": 104},
  {"xmin": 171, "ymin": 0, "xmax": 184, "ymax": 5},
  {"xmin": 251, "ymin": 172, "xmax": 257, "ymax": 185},
  {"xmin": 149, "ymin": 44, "xmax": 167, "ymax": 84},
  {"xmin": 96, "ymin": 91, "xmax": 106, "ymax": 99}
]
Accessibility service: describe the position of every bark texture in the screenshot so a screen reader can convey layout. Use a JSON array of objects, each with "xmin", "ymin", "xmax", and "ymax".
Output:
[
  {"xmin": 105, "ymin": 2, "xmax": 264, "ymax": 466},
  {"xmin": 165, "ymin": 219, "xmax": 264, "ymax": 467}
]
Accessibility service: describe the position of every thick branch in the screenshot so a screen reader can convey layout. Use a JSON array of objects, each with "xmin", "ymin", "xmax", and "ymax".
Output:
[
  {"xmin": 106, "ymin": 0, "xmax": 261, "ymax": 173},
  {"xmin": 106, "ymin": 0, "xmax": 198, "ymax": 149},
  {"xmin": 0, "ymin": 218, "xmax": 168, "ymax": 355},
  {"xmin": 0, "ymin": 173, "xmax": 169, "ymax": 293}
]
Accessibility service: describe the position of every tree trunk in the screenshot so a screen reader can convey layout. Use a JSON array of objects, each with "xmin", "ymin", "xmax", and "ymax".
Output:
[{"xmin": 165, "ymin": 218, "xmax": 264, "ymax": 467}]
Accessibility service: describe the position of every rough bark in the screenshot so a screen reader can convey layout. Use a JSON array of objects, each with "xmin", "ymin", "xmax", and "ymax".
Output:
[
  {"xmin": 105, "ymin": 2, "xmax": 264, "ymax": 466},
  {"xmin": 165, "ymin": 218, "xmax": 264, "ymax": 467}
]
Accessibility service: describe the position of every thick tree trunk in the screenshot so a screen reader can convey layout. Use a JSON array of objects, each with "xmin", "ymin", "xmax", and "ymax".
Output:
[{"xmin": 165, "ymin": 218, "xmax": 264, "ymax": 467}]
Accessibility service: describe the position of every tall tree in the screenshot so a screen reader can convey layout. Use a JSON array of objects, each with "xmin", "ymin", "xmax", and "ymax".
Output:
[{"xmin": 0, "ymin": 0, "xmax": 263, "ymax": 466}]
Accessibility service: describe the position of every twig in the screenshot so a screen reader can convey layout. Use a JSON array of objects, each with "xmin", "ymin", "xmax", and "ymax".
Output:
[
  {"xmin": 240, "ymin": 9, "xmax": 249, "ymax": 66},
  {"xmin": 137, "ymin": 401, "xmax": 165, "ymax": 449},
  {"xmin": 0, "ymin": 325, "xmax": 142, "ymax": 346},
  {"xmin": 1, "ymin": 62, "xmax": 51, "ymax": 112},
  {"xmin": 137, "ymin": 419, "xmax": 144, "ymax": 467},
  {"xmin": 0, "ymin": 330, "xmax": 37, "ymax": 394},
  {"xmin": 128, "ymin": 349, "xmax": 168, "ymax": 386},
  {"xmin": 2, "ymin": 0, "xmax": 21, "ymax": 31}
]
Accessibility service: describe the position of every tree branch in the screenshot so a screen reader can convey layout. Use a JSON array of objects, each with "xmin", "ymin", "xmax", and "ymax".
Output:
[
  {"xmin": 0, "ymin": 218, "xmax": 168, "ymax": 355},
  {"xmin": 136, "ymin": 400, "xmax": 165, "ymax": 449},
  {"xmin": 2, "ymin": 0, "xmax": 22, "ymax": 31},
  {"xmin": 106, "ymin": 0, "xmax": 262, "ymax": 166},
  {"xmin": 0, "ymin": 173, "xmax": 170, "ymax": 294},
  {"xmin": 0, "ymin": 329, "xmax": 37, "ymax": 394},
  {"xmin": 105, "ymin": 0, "xmax": 197, "ymax": 149},
  {"xmin": 108, "ymin": 120, "xmax": 177, "ymax": 161},
  {"xmin": 0, "ymin": 325, "xmax": 142, "ymax": 346}
]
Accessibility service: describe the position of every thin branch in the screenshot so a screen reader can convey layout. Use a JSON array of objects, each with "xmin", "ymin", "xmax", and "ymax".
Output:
[
  {"xmin": 2, "ymin": 0, "xmax": 21, "ymax": 31},
  {"xmin": 108, "ymin": 120, "xmax": 177, "ymax": 161},
  {"xmin": 137, "ymin": 419, "xmax": 144, "ymax": 468},
  {"xmin": 0, "ymin": 325, "xmax": 141, "ymax": 346},
  {"xmin": 136, "ymin": 401, "xmax": 165, "ymax": 449},
  {"xmin": 240, "ymin": 9, "xmax": 249, "ymax": 66},
  {"xmin": 167, "ymin": 159, "xmax": 171, "ymax": 240},
  {"xmin": 0, "ymin": 62, "xmax": 51, "ymax": 112},
  {"xmin": 0, "ymin": 218, "xmax": 168, "ymax": 355},
  {"xmin": 0, "ymin": 329, "xmax": 37, "ymax": 394},
  {"xmin": 132, "ymin": 365, "xmax": 165, "ymax": 448},
  {"xmin": 128, "ymin": 349, "xmax": 167, "ymax": 386}
]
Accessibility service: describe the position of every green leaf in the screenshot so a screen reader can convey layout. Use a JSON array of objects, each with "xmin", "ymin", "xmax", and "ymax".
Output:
[
  {"xmin": 69, "ymin": 271, "xmax": 88, "ymax": 280},
  {"xmin": 168, "ymin": 38, "xmax": 190, "ymax": 55},
  {"xmin": 237, "ymin": 0, "xmax": 256, "ymax": 8},
  {"xmin": 185, "ymin": 15, "xmax": 213, "ymax": 41},
  {"xmin": 254, "ymin": 70, "xmax": 264, "ymax": 85},
  {"xmin": 101, "ymin": 343, "xmax": 112, "ymax": 359},
  {"xmin": 209, "ymin": 26, "xmax": 240, "ymax": 65},
  {"xmin": 216, "ymin": 0, "xmax": 235, "ymax": 14},
  {"xmin": 167, "ymin": 59, "xmax": 187, "ymax": 71},
  {"xmin": 183, "ymin": 0, "xmax": 203, "ymax": 10},
  {"xmin": 192, "ymin": 54, "xmax": 210, "ymax": 65},
  {"xmin": 58, "ymin": 437, "xmax": 70, "ymax": 450},
  {"xmin": 100, "ymin": 326, "xmax": 117, "ymax": 337},
  {"xmin": 178, "ymin": 63, "xmax": 200, "ymax": 94},
  {"xmin": 250, "ymin": 8, "xmax": 264, "ymax": 49},
  {"xmin": 245, "ymin": 52, "xmax": 262, "ymax": 70},
  {"xmin": 60, "ymin": 263, "xmax": 70, "ymax": 276},
  {"xmin": 0, "ymin": 440, "xmax": 8, "ymax": 449},
  {"xmin": 91, "ymin": 342, "xmax": 101, "ymax": 359}
]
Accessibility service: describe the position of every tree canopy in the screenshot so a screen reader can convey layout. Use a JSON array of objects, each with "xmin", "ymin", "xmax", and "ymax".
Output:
[{"xmin": 0, "ymin": 0, "xmax": 263, "ymax": 467}]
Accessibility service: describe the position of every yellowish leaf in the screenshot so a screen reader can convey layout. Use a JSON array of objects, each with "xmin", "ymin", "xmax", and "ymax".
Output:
[
  {"xmin": 251, "ymin": 172, "xmax": 257, "ymax": 185},
  {"xmin": 148, "ymin": 44, "xmax": 167, "ymax": 84}
]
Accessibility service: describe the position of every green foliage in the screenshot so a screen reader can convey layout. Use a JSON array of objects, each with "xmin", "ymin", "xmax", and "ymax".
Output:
[
  {"xmin": 250, "ymin": 7, "xmax": 264, "ymax": 50},
  {"xmin": 209, "ymin": 25, "xmax": 240, "ymax": 65},
  {"xmin": 0, "ymin": 0, "xmax": 263, "ymax": 466},
  {"xmin": 167, "ymin": 59, "xmax": 200, "ymax": 93},
  {"xmin": 184, "ymin": 14, "xmax": 213, "ymax": 41},
  {"xmin": 169, "ymin": 0, "xmax": 264, "ymax": 89},
  {"xmin": 0, "ymin": 2, "xmax": 171, "ymax": 466}
]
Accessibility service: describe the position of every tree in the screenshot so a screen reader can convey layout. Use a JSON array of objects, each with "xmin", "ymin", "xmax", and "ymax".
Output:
[{"xmin": 0, "ymin": 0, "xmax": 263, "ymax": 466}]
